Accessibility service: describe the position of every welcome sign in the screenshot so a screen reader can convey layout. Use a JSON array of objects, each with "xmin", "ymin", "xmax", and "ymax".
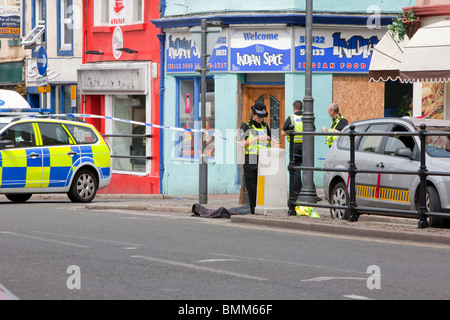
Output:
[
  {"xmin": 294, "ymin": 27, "xmax": 382, "ymax": 73},
  {"xmin": 165, "ymin": 26, "xmax": 383, "ymax": 74},
  {"xmin": 230, "ymin": 28, "xmax": 292, "ymax": 72}
]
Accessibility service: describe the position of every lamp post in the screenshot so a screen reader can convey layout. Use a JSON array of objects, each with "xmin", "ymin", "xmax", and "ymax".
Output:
[
  {"xmin": 298, "ymin": 0, "xmax": 320, "ymax": 203},
  {"xmin": 190, "ymin": 19, "xmax": 222, "ymax": 204}
]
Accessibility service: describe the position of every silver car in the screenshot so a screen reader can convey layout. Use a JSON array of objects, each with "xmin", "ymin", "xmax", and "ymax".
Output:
[{"xmin": 323, "ymin": 117, "xmax": 450, "ymax": 228}]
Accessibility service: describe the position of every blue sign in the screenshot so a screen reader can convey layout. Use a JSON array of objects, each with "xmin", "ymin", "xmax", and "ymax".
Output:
[
  {"xmin": 36, "ymin": 46, "xmax": 48, "ymax": 76},
  {"xmin": 294, "ymin": 28, "xmax": 380, "ymax": 73},
  {"xmin": 166, "ymin": 32, "xmax": 228, "ymax": 73},
  {"xmin": 0, "ymin": 7, "xmax": 21, "ymax": 39},
  {"xmin": 230, "ymin": 28, "xmax": 292, "ymax": 72}
]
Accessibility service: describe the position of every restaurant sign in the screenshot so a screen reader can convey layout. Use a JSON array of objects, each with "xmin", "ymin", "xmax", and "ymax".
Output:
[
  {"xmin": 166, "ymin": 30, "xmax": 228, "ymax": 73},
  {"xmin": 165, "ymin": 27, "xmax": 384, "ymax": 74},
  {"xmin": 294, "ymin": 27, "xmax": 381, "ymax": 73}
]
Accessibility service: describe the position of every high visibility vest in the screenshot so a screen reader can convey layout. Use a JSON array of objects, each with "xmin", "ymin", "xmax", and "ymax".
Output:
[
  {"xmin": 245, "ymin": 121, "xmax": 270, "ymax": 155},
  {"xmin": 325, "ymin": 115, "xmax": 346, "ymax": 146},
  {"xmin": 288, "ymin": 114, "xmax": 303, "ymax": 144}
]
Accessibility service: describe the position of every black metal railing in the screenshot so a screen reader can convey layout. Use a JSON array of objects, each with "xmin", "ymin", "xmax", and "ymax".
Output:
[{"xmin": 288, "ymin": 124, "xmax": 450, "ymax": 229}]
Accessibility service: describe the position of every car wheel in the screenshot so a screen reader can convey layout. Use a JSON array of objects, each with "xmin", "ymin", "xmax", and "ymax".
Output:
[
  {"xmin": 67, "ymin": 169, "xmax": 98, "ymax": 203},
  {"xmin": 425, "ymin": 186, "xmax": 448, "ymax": 228},
  {"xmin": 5, "ymin": 194, "xmax": 32, "ymax": 203},
  {"xmin": 330, "ymin": 181, "xmax": 349, "ymax": 220}
]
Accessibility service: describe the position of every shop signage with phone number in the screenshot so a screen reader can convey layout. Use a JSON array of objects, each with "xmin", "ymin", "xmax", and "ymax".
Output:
[{"xmin": 165, "ymin": 27, "xmax": 384, "ymax": 74}]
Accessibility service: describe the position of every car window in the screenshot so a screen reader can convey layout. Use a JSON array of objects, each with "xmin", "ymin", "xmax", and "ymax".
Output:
[
  {"xmin": 384, "ymin": 125, "xmax": 415, "ymax": 155},
  {"xmin": 424, "ymin": 126, "xmax": 450, "ymax": 158},
  {"xmin": 37, "ymin": 122, "xmax": 72, "ymax": 146},
  {"xmin": 357, "ymin": 124, "xmax": 390, "ymax": 153},
  {"xmin": 336, "ymin": 125, "xmax": 367, "ymax": 150},
  {"xmin": 64, "ymin": 124, "xmax": 98, "ymax": 145},
  {"xmin": 0, "ymin": 123, "xmax": 36, "ymax": 148}
]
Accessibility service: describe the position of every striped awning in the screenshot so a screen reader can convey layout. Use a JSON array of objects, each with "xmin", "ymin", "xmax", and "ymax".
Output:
[
  {"xmin": 400, "ymin": 18, "xmax": 450, "ymax": 83},
  {"xmin": 369, "ymin": 31, "xmax": 410, "ymax": 83}
]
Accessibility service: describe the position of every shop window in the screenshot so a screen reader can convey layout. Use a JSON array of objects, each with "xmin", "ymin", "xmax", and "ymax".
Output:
[
  {"xmin": 176, "ymin": 78, "xmax": 215, "ymax": 160},
  {"xmin": 57, "ymin": 0, "xmax": 74, "ymax": 55},
  {"xmin": 111, "ymin": 95, "xmax": 147, "ymax": 173},
  {"xmin": 384, "ymin": 81, "xmax": 413, "ymax": 117}
]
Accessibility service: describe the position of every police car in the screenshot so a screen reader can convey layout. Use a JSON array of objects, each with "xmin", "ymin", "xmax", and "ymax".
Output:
[{"xmin": 0, "ymin": 90, "xmax": 111, "ymax": 203}]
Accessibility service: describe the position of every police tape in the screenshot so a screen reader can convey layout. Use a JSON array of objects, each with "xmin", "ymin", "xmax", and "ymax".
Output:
[
  {"xmin": 35, "ymin": 113, "xmax": 313, "ymax": 151},
  {"xmin": 49, "ymin": 113, "xmax": 232, "ymax": 142}
]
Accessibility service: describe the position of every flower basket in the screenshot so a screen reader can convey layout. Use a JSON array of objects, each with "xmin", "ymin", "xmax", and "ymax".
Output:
[
  {"xmin": 387, "ymin": 10, "xmax": 421, "ymax": 42},
  {"xmin": 406, "ymin": 20, "xmax": 421, "ymax": 39}
]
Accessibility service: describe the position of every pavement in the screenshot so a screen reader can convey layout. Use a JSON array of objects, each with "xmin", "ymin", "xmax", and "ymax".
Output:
[{"xmin": 79, "ymin": 188, "xmax": 450, "ymax": 247}]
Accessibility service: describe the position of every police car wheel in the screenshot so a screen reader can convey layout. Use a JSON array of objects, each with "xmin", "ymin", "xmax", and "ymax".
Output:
[
  {"xmin": 68, "ymin": 169, "xmax": 98, "ymax": 203},
  {"xmin": 5, "ymin": 194, "xmax": 32, "ymax": 203},
  {"xmin": 330, "ymin": 181, "xmax": 349, "ymax": 220}
]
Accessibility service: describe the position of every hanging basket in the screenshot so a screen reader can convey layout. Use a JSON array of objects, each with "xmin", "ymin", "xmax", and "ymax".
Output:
[{"xmin": 406, "ymin": 21, "xmax": 421, "ymax": 39}]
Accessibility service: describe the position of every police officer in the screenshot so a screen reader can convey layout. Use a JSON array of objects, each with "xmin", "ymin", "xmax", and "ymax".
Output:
[
  {"xmin": 282, "ymin": 100, "xmax": 303, "ymax": 197},
  {"xmin": 323, "ymin": 103, "xmax": 348, "ymax": 147},
  {"xmin": 240, "ymin": 102, "xmax": 271, "ymax": 214}
]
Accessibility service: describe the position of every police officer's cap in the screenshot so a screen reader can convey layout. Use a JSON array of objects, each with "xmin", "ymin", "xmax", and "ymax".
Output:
[{"xmin": 251, "ymin": 102, "xmax": 269, "ymax": 118}]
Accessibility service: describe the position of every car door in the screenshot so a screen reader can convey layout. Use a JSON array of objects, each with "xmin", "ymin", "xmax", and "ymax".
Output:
[
  {"xmin": 35, "ymin": 122, "xmax": 78, "ymax": 188},
  {"xmin": 354, "ymin": 123, "xmax": 391, "ymax": 209},
  {"xmin": 0, "ymin": 122, "xmax": 42, "ymax": 189},
  {"xmin": 373, "ymin": 124, "xmax": 417, "ymax": 211}
]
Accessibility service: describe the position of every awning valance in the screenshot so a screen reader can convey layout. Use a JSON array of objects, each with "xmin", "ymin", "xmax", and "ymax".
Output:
[
  {"xmin": 400, "ymin": 18, "xmax": 450, "ymax": 83},
  {"xmin": 369, "ymin": 31, "xmax": 409, "ymax": 82}
]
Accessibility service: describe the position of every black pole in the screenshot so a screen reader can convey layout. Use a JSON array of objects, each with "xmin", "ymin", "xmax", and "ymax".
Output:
[
  {"xmin": 199, "ymin": 19, "xmax": 208, "ymax": 204},
  {"xmin": 288, "ymin": 126, "xmax": 297, "ymax": 216},
  {"xmin": 418, "ymin": 124, "xmax": 429, "ymax": 229},
  {"xmin": 298, "ymin": 0, "xmax": 319, "ymax": 203},
  {"xmin": 347, "ymin": 125, "xmax": 358, "ymax": 222}
]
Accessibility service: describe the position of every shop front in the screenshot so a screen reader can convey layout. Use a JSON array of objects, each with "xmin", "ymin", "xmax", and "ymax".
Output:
[
  {"xmin": 78, "ymin": 62, "xmax": 159, "ymax": 194},
  {"xmin": 78, "ymin": 0, "xmax": 161, "ymax": 194},
  {"xmin": 370, "ymin": 4, "xmax": 450, "ymax": 119},
  {"xmin": 156, "ymin": 18, "xmax": 386, "ymax": 195}
]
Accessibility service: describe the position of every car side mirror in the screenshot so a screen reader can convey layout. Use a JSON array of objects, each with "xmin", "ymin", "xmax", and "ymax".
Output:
[
  {"xmin": 395, "ymin": 147, "xmax": 413, "ymax": 159},
  {"xmin": 0, "ymin": 139, "xmax": 14, "ymax": 149}
]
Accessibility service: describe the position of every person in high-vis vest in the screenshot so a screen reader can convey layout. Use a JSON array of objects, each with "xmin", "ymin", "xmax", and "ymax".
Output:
[
  {"xmin": 240, "ymin": 102, "xmax": 271, "ymax": 214},
  {"xmin": 282, "ymin": 100, "xmax": 304, "ymax": 197},
  {"xmin": 323, "ymin": 103, "xmax": 348, "ymax": 147}
]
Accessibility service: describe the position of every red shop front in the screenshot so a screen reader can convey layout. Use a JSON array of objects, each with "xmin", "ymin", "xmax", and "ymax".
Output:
[{"xmin": 78, "ymin": 0, "xmax": 161, "ymax": 194}]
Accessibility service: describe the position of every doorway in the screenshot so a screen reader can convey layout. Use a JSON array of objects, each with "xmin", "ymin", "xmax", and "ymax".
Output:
[{"xmin": 242, "ymin": 85, "xmax": 285, "ymax": 149}]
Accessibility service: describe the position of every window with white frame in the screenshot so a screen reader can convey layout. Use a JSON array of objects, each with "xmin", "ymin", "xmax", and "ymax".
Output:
[
  {"xmin": 94, "ymin": 0, "xmax": 144, "ymax": 26},
  {"xmin": 132, "ymin": 0, "xmax": 144, "ymax": 23},
  {"xmin": 58, "ymin": 0, "xmax": 73, "ymax": 54},
  {"xmin": 35, "ymin": 0, "xmax": 45, "ymax": 25}
]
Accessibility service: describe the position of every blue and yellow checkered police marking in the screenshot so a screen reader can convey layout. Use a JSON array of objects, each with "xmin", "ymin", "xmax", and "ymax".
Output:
[{"xmin": 0, "ymin": 120, "xmax": 111, "ymax": 190}]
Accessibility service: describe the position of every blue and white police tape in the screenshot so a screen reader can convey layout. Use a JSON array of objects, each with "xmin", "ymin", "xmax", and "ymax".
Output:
[{"xmin": 47, "ymin": 113, "xmax": 232, "ymax": 142}]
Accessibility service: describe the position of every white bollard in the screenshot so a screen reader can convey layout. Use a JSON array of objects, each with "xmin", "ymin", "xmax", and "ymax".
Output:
[{"xmin": 255, "ymin": 148, "xmax": 288, "ymax": 215}]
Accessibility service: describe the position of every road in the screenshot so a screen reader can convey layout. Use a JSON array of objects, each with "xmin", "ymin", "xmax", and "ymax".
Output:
[{"xmin": 1, "ymin": 199, "xmax": 449, "ymax": 302}]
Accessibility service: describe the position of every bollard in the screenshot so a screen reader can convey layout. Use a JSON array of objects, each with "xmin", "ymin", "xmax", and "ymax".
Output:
[{"xmin": 255, "ymin": 148, "xmax": 288, "ymax": 215}]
